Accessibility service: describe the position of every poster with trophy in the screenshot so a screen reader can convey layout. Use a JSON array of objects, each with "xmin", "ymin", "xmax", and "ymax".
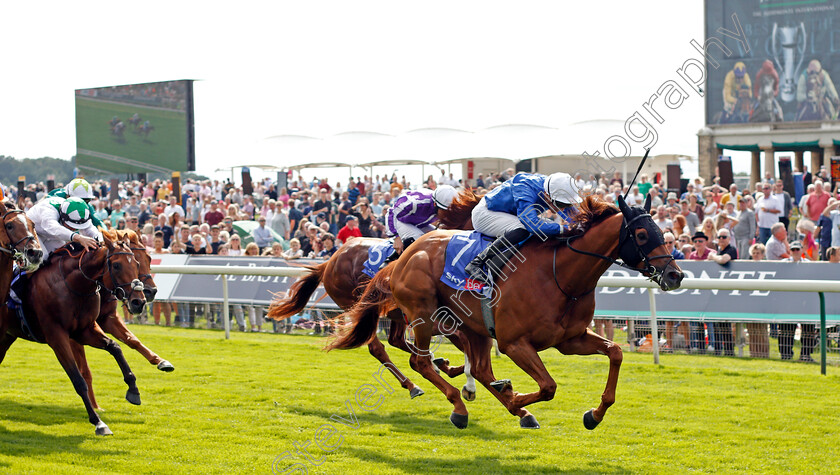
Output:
[{"xmin": 705, "ymin": 0, "xmax": 840, "ymax": 125}]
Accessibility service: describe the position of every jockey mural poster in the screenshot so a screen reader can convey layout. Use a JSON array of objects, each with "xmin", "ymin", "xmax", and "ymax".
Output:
[
  {"xmin": 705, "ymin": 0, "xmax": 840, "ymax": 125},
  {"xmin": 74, "ymin": 80, "xmax": 195, "ymax": 174}
]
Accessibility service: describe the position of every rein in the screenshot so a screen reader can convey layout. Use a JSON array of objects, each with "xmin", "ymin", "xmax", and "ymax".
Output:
[
  {"xmin": 551, "ymin": 212, "xmax": 673, "ymax": 303},
  {"xmin": 1, "ymin": 208, "xmax": 36, "ymax": 258},
  {"xmin": 59, "ymin": 244, "xmax": 142, "ymax": 302}
]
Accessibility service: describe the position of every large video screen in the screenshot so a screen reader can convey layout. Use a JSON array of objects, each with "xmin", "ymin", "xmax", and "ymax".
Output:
[
  {"xmin": 75, "ymin": 80, "xmax": 195, "ymax": 174},
  {"xmin": 706, "ymin": 0, "xmax": 840, "ymax": 125}
]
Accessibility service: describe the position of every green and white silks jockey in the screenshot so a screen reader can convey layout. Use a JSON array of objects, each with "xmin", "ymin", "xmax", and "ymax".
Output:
[
  {"xmin": 47, "ymin": 178, "xmax": 103, "ymax": 228},
  {"xmin": 26, "ymin": 196, "xmax": 103, "ymax": 258}
]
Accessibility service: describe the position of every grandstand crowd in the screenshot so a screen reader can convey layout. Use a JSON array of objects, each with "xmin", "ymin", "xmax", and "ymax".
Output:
[{"xmin": 2, "ymin": 167, "xmax": 838, "ymax": 359}]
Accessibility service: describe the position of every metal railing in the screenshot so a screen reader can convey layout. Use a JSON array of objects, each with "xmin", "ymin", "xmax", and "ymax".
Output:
[{"xmin": 151, "ymin": 265, "xmax": 840, "ymax": 375}]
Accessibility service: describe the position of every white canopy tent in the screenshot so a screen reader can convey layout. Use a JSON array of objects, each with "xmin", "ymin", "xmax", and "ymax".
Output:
[{"xmin": 257, "ymin": 120, "xmax": 697, "ymax": 179}]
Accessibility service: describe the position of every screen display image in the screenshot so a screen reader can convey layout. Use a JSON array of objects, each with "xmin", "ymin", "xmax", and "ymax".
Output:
[
  {"xmin": 75, "ymin": 80, "xmax": 195, "ymax": 174},
  {"xmin": 706, "ymin": 0, "xmax": 840, "ymax": 125}
]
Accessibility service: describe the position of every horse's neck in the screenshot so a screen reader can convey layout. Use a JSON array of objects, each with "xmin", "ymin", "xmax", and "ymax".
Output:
[
  {"xmin": 76, "ymin": 248, "xmax": 107, "ymax": 285},
  {"xmin": 562, "ymin": 214, "xmax": 623, "ymax": 294}
]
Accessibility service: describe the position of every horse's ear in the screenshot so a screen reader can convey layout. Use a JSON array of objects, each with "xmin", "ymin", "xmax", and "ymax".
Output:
[
  {"xmin": 643, "ymin": 193, "xmax": 652, "ymax": 213},
  {"xmin": 616, "ymin": 195, "xmax": 630, "ymax": 215}
]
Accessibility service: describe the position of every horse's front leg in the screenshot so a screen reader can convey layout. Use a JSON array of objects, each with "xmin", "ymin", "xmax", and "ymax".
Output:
[
  {"xmin": 43, "ymin": 329, "xmax": 111, "ymax": 435},
  {"xmin": 76, "ymin": 323, "xmax": 141, "ymax": 406},
  {"xmin": 99, "ymin": 314, "xmax": 174, "ymax": 372},
  {"xmin": 70, "ymin": 341, "xmax": 101, "ymax": 410},
  {"xmin": 556, "ymin": 328, "xmax": 623, "ymax": 430}
]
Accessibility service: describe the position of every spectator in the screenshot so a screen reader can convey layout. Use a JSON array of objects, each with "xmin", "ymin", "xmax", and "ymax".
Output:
[
  {"xmin": 204, "ymin": 200, "xmax": 225, "ymax": 226},
  {"xmin": 262, "ymin": 242, "xmax": 284, "ymax": 257},
  {"xmin": 126, "ymin": 215, "xmax": 140, "ymax": 233},
  {"xmin": 252, "ymin": 217, "xmax": 274, "ymax": 250},
  {"xmin": 756, "ymin": 183, "xmax": 782, "ymax": 244},
  {"xmin": 701, "ymin": 217, "xmax": 718, "ymax": 248},
  {"xmin": 351, "ymin": 198, "xmax": 375, "ymax": 237},
  {"xmin": 186, "ymin": 233, "xmax": 210, "ymax": 254},
  {"xmin": 149, "ymin": 232, "xmax": 171, "ymax": 326},
  {"xmin": 241, "ymin": 243, "xmax": 264, "ymax": 332},
  {"xmin": 154, "ymin": 213, "xmax": 174, "ymax": 248},
  {"xmin": 663, "ymin": 232, "xmax": 684, "ymax": 260},
  {"xmin": 827, "ymin": 246, "xmax": 840, "ymax": 263},
  {"xmin": 773, "ymin": 181, "xmax": 792, "ymax": 230},
  {"xmin": 710, "ymin": 228, "xmax": 737, "ymax": 356},
  {"xmin": 282, "ymin": 238, "xmax": 303, "ymax": 259},
  {"xmin": 311, "ymin": 188, "xmax": 333, "ymax": 222},
  {"xmin": 164, "ymin": 196, "xmax": 185, "ymax": 219},
  {"xmin": 228, "ymin": 234, "xmax": 243, "ymax": 256},
  {"xmin": 207, "ymin": 225, "xmax": 225, "ymax": 254},
  {"xmin": 269, "ymin": 203, "xmax": 291, "ymax": 241},
  {"xmin": 796, "ymin": 219, "xmax": 818, "ymax": 261},
  {"xmin": 688, "ymin": 231, "xmax": 715, "ymax": 353},
  {"xmin": 654, "ymin": 205, "xmax": 672, "ymax": 231},
  {"xmin": 719, "ymin": 183, "xmax": 739, "ymax": 207},
  {"xmin": 318, "ymin": 234, "xmax": 338, "ymax": 259},
  {"xmin": 138, "ymin": 201, "xmax": 152, "ymax": 227},
  {"xmin": 337, "ymin": 215, "xmax": 362, "ymax": 245},
  {"xmin": 765, "ymin": 222, "xmax": 790, "ymax": 260},
  {"xmin": 806, "ymin": 180, "xmax": 830, "ymax": 222},
  {"xmin": 110, "ymin": 200, "xmax": 126, "ymax": 228},
  {"xmin": 688, "ymin": 194, "xmax": 705, "ymax": 222},
  {"xmin": 679, "ymin": 200, "xmax": 701, "ymax": 235},
  {"xmin": 186, "ymin": 197, "xmax": 201, "ymax": 225},
  {"xmin": 732, "ymin": 197, "xmax": 755, "ymax": 259},
  {"xmin": 125, "ymin": 195, "xmax": 141, "ymax": 217},
  {"xmin": 288, "ymin": 199, "xmax": 303, "ymax": 234}
]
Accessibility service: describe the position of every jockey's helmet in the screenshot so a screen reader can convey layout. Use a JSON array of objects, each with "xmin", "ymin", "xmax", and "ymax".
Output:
[
  {"xmin": 65, "ymin": 178, "xmax": 95, "ymax": 201},
  {"xmin": 59, "ymin": 197, "xmax": 93, "ymax": 230},
  {"xmin": 432, "ymin": 185, "xmax": 458, "ymax": 209},
  {"xmin": 808, "ymin": 59, "xmax": 822, "ymax": 75},
  {"xmin": 544, "ymin": 172, "xmax": 583, "ymax": 206},
  {"xmin": 733, "ymin": 62, "xmax": 746, "ymax": 78}
]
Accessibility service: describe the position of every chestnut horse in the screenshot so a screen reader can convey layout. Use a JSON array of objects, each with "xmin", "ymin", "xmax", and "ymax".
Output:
[
  {"xmin": 0, "ymin": 234, "xmax": 147, "ymax": 435},
  {"xmin": 330, "ymin": 195, "xmax": 683, "ymax": 429},
  {"xmin": 0, "ymin": 200, "xmax": 44, "ymax": 301},
  {"xmin": 72, "ymin": 229, "xmax": 174, "ymax": 410},
  {"xmin": 268, "ymin": 189, "xmax": 483, "ymax": 399}
]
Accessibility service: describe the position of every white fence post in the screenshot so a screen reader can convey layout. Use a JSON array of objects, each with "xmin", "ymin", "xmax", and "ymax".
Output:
[
  {"xmin": 223, "ymin": 275, "xmax": 230, "ymax": 340},
  {"xmin": 649, "ymin": 289, "xmax": 660, "ymax": 365}
]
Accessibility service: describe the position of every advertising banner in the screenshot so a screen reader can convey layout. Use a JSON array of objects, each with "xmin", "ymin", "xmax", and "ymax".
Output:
[
  {"xmin": 153, "ymin": 258, "xmax": 838, "ymax": 323},
  {"xmin": 596, "ymin": 261, "xmax": 840, "ymax": 323},
  {"xmin": 165, "ymin": 256, "xmax": 338, "ymax": 309},
  {"xmin": 705, "ymin": 0, "xmax": 840, "ymax": 125}
]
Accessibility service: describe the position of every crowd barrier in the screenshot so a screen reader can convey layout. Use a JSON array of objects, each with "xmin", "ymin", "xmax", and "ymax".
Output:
[{"xmin": 150, "ymin": 258, "xmax": 840, "ymax": 375}]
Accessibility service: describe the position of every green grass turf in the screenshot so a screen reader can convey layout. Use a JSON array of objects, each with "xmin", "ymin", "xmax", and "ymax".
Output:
[
  {"xmin": 74, "ymin": 97, "xmax": 188, "ymax": 173},
  {"xmin": 0, "ymin": 325, "xmax": 838, "ymax": 474}
]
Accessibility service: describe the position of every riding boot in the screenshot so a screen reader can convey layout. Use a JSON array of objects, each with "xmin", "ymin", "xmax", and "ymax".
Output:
[
  {"xmin": 8, "ymin": 266, "xmax": 28, "ymax": 305},
  {"xmin": 465, "ymin": 228, "xmax": 530, "ymax": 285},
  {"xmin": 386, "ymin": 237, "xmax": 415, "ymax": 263}
]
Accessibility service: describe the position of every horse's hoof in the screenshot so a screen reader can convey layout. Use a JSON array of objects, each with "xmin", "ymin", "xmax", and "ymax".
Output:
[
  {"xmin": 489, "ymin": 379, "xmax": 512, "ymax": 393},
  {"xmin": 126, "ymin": 389, "xmax": 141, "ymax": 406},
  {"xmin": 461, "ymin": 386, "xmax": 476, "ymax": 402},
  {"xmin": 449, "ymin": 412, "xmax": 469, "ymax": 429},
  {"xmin": 95, "ymin": 422, "xmax": 113, "ymax": 436},
  {"xmin": 583, "ymin": 409, "xmax": 601, "ymax": 430},
  {"xmin": 432, "ymin": 357, "xmax": 449, "ymax": 368},
  {"xmin": 409, "ymin": 387, "xmax": 425, "ymax": 399},
  {"xmin": 520, "ymin": 414, "xmax": 540, "ymax": 429},
  {"xmin": 156, "ymin": 360, "xmax": 175, "ymax": 372}
]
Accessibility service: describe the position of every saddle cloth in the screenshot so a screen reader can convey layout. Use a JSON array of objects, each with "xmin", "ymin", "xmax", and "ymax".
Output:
[
  {"xmin": 440, "ymin": 230, "xmax": 494, "ymax": 294},
  {"xmin": 362, "ymin": 240, "xmax": 396, "ymax": 278}
]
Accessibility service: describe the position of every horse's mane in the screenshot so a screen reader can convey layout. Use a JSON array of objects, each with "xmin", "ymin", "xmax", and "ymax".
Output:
[
  {"xmin": 437, "ymin": 188, "xmax": 483, "ymax": 230},
  {"xmin": 555, "ymin": 195, "xmax": 620, "ymax": 240}
]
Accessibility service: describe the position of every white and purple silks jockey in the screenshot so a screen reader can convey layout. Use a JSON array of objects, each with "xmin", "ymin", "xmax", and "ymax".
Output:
[
  {"xmin": 465, "ymin": 172, "xmax": 582, "ymax": 285},
  {"xmin": 385, "ymin": 185, "xmax": 458, "ymax": 249}
]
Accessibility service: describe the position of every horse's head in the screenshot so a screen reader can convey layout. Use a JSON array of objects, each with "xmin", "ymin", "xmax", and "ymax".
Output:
[
  {"xmin": 102, "ymin": 231, "xmax": 146, "ymax": 315},
  {"xmin": 0, "ymin": 200, "xmax": 43, "ymax": 270},
  {"xmin": 616, "ymin": 195, "xmax": 683, "ymax": 291},
  {"xmin": 120, "ymin": 229, "xmax": 157, "ymax": 302}
]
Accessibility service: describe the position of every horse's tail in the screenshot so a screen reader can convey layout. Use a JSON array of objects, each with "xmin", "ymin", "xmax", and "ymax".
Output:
[
  {"xmin": 267, "ymin": 262, "xmax": 328, "ymax": 321},
  {"xmin": 437, "ymin": 188, "xmax": 483, "ymax": 230},
  {"xmin": 326, "ymin": 262, "xmax": 395, "ymax": 351}
]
